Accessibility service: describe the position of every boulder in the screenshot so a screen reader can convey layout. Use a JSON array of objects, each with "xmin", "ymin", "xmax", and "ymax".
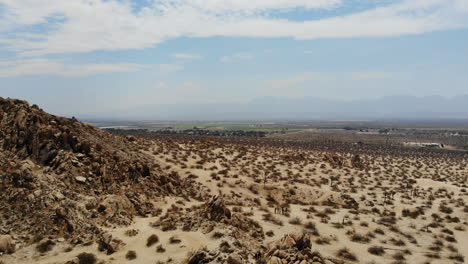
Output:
[
  {"xmin": 75, "ymin": 176, "xmax": 87, "ymax": 183},
  {"xmin": 98, "ymin": 232, "xmax": 124, "ymax": 255},
  {"xmin": 227, "ymin": 253, "xmax": 244, "ymax": 264},
  {"xmin": 204, "ymin": 195, "xmax": 231, "ymax": 221},
  {"xmin": 0, "ymin": 235, "xmax": 15, "ymax": 254},
  {"xmin": 267, "ymin": 256, "xmax": 282, "ymax": 264}
]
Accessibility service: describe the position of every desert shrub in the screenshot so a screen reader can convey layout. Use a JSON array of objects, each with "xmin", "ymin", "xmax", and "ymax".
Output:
[
  {"xmin": 125, "ymin": 250, "xmax": 137, "ymax": 260},
  {"xmin": 350, "ymin": 233, "xmax": 371, "ymax": 243},
  {"xmin": 77, "ymin": 252, "xmax": 97, "ymax": 264},
  {"xmin": 125, "ymin": 229, "xmax": 139, "ymax": 237},
  {"xmin": 441, "ymin": 228, "xmax": 454, "ymax": 235},
  {"xmin": 161, "ymin": 221, "xmax": 177, "ymax": 231},
  {"xmin": 336, "ymin": 247, "xmax": 358, "ymax": 262},
  {"xmin": 391, "ymin": 238, "xmax": 406, "ymax": 247},
  {"xmin": 393, "ymin": 252, "xmax": 406, "ymax": 261},
  {"xmin": 315, "ymin": 237, "xmax": 331, "ymax": 245},
  {"xmin": 146, "ymin": 234, "xmax": 159, "ymax": 247},
  {"xmin": 156, "ymin": 245, "xmax": 166, "ymax": 253},
  {"xmin": 446, "ymin": 236, "xmax": 457, "ymax": 243},
  {"xmin": 439, "ymin": 204, "xmax": 453, "ymax": 214},
  {"xmin": 449, "ymin": 254, "xmax": 465, "ymax": 262},
  {"xmin": 36, "ymin": 240, "xmax": 56, "ymax": 253},
  {"xmin": 368, "ymin": 246, "xmax": 385, "ymax": 256},
  {"xmin": 289, "ymin": 217, "xmax": 302, "ymax": 225},
  {"xmin": 211, "ymin": 231, "xmax": 224, "ymax": 239},
  {"xmin": 169, "ymin": 236, "xmax": 181, "ymax": 244},
  {"xmin": 425, "ymin": 253, "xmax": 440, "ymax": 259}
]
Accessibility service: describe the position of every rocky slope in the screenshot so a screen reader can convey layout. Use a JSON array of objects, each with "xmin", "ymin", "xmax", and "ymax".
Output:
[{"xmin": 0, "ymin": 97, "xmax": 190, "ymax": 247}]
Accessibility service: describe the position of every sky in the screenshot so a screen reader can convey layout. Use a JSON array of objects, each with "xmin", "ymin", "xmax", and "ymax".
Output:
[{"xmin": 0, "ymin": 0, "xmax": 468, "ymax": 117}]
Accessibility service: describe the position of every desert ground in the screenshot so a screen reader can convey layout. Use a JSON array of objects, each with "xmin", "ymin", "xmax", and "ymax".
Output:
[{"xmin": 1, "ymin": 98, "xmax": 467, "ymax": 264}]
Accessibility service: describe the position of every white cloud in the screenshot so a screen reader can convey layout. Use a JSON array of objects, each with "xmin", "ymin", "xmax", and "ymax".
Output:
[
  {"xmin": 0, "ymin": 0, "xmax": 467, "ymax": 56},
  {"xmin": 163, "ymin": 0, "xmax": 341, "ymax": 14},
  {"xmin": 0, "ymin": 59, "xmax": 144, "ymax": 77},
  {"xmin": 172, "ymin": 53, "xmax": 202, "ymax": 59},
  {"xmin": 220, "ymin": 52, "xmax": 254, "ymax": 63},
  {"xmin": 0, "ymin": 59, "xmax": 184, "ymax": 77}
]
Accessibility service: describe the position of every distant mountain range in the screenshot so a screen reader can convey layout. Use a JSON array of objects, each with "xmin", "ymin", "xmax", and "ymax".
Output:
[{"xmin": 80, "ymin": 95, "xmax": 468, "ymax": 121}]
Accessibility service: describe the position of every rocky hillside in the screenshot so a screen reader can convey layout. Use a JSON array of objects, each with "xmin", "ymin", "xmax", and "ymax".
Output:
[{"xmin": 0, "ymin": 97, "xmax": 188, "ymax": 245}]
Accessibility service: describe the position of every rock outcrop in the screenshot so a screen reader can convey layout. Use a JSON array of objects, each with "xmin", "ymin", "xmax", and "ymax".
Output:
[{"xmin": 0, "ymin": 97, "xmax": 188, "ymax": 246}]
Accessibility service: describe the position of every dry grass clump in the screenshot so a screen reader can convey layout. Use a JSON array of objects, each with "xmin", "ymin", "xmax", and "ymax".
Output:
[
  {"xmin": 368, "ymin": 246, "xmax": 385, "ymax": 256},
  {"xmin": 36, "ymin": 239, "xmax": 56, "ymax": 253},
  {"xmin": 374, "ymin": 228, "xmax": 385, "ymax": 235},
  {"xmin": 169, "ymin": 236, "xmax": 182, "ymax": 244},
  {"xmin": 262, "ymin": 213, "xmax": 283, "ymax": 226},
  {"xmin": 125, "ymin": 250, "xmax": 137, "ymax": 260},
  {"xmin": 156, "ymin": 245, "xmax": 166, "ymax": 253},
  {"xmin": 390, "ymin": 238, "xmax": 406, "ymax": 247},
  {"xmin": 77, "ymin": 252, "xmax": 97, "ymax": 264},
  {"xmin": 315, "ymin": 237, "xmax": 331, "ymax": 245},
  {"xmin": 392, "ymin": 252, "xmax": 406, "ymax": 261},
  {"xmin": 448, "ymin": 253, "xmax": 465, "ymax": 262},
  {"xmin": 211, "ymin": 231, "xmax": 225, "ymax": 239},
  {"xmin": 289, "ymin": 216, "xmax": 302, "ymax": 225},
  {"xmin": 336, "ymin": 247, "xmax": 358, "ymax": 262},
  {"xmin": 146, "ymin": 234, "xmax": 159, "ymax": 247},
  {"xmin": 124, "ymin": 229, "xmax": 139, "ymax": 237},
  {"xmin": 349, "ymin": 232, "xmax": 371, "ymax": 244}
]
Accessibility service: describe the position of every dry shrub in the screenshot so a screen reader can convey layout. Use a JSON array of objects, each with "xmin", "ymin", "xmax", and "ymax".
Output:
[
  {"xmin": 146, "ymin": 234, "xmax": 159, "ymax": 247},
  {"xmin": 336, "ymin": 247, "xmax": 358, "ymax": 262},
  {"xmin": 289, "ymin": 217, "xmax": 302, "ymax": 225},
  {"xmin": 169, "ymin": 236, "xmax": 181, "ymax": 244},
  {"xmin": 77, "ymin": 252, "xmax": 97, "ymax": 264},
  {"xmin": 211, "ymin": 232, "xmax": 224, "ymax": 239},
  {"xmin": 36, "ymin": 240, "xmax": 56, "ymax": 253},
  {"xmin": 125, "ymin": 250, "xmax": 137, "ymax": 260},
  {"xmin": 368, "ymin": 246, "xmax": 385, "ymax": 256},
  {"xmin": 156, "ymin": 245, "xmax": 166, "ymax": 253}
]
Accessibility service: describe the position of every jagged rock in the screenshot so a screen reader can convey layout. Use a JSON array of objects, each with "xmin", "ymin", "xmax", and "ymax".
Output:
[
  {"xmin": 75, "ymin": 176, "xmax": 87, "ymax": 183},
  {"xmin": 98, "ymin": 233, "xmax": 124, "ymax": 255},
  {"xmin": 204, "ymin": 195, "xmax": 231, "ymax": 221},
  {"xmin": 0, "ymin": 235, "xmax": 15, "ymax": 254}
]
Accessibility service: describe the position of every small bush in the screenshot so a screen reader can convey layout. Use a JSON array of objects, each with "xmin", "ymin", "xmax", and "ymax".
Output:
[
  {"xmin": 36, "ymin": 240, "xmax": 56, "ymax": 253},
  {"xmin": 211, "ymin": 232, "xmax": 224, "ymax": 239},
  {"xmin": 289, "ymin": 217, "xmax": 302, "ymax": 225},
  {"xmin": 336, "ymin": 247, "xmax": 358, "ymax": 262},
  {"xmin": 169, "ymin": 236, "xmax": 181, "ymax": 244},
  {"xmin": 146, "ymin": 234, "xmax": 159, "ymax": 247},
  {"xmin": 77, "ymin": 252, "xmax": 97, "ymax": 264},
  {"xmin": 449, "ymin": 254, "xmax": 465, "ymax": 262},
  {"xmin": 368, "ymin": 246, "xmax": 385, "ymax": 256},
  {"xmin": 156, "ymin": 245, "xmax": 166, "ymax": 253},
  {"xmin": 350, "ymin": 233, "xmax": 371, "ymax": 243},
  {"xmin": 125, "ymin": 250, "xmax": 137, "ymax": 260}
]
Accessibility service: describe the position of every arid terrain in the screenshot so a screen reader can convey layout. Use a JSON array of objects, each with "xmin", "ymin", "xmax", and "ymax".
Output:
[{"xmin": 1, "ymin": 97, "xmax": 467, "ymax": 264}]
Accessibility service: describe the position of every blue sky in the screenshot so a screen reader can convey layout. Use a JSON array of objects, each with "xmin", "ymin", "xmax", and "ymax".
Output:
[{"xmin": 0, "ymin": 0, "xmax": 468, "ymax": 116}]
